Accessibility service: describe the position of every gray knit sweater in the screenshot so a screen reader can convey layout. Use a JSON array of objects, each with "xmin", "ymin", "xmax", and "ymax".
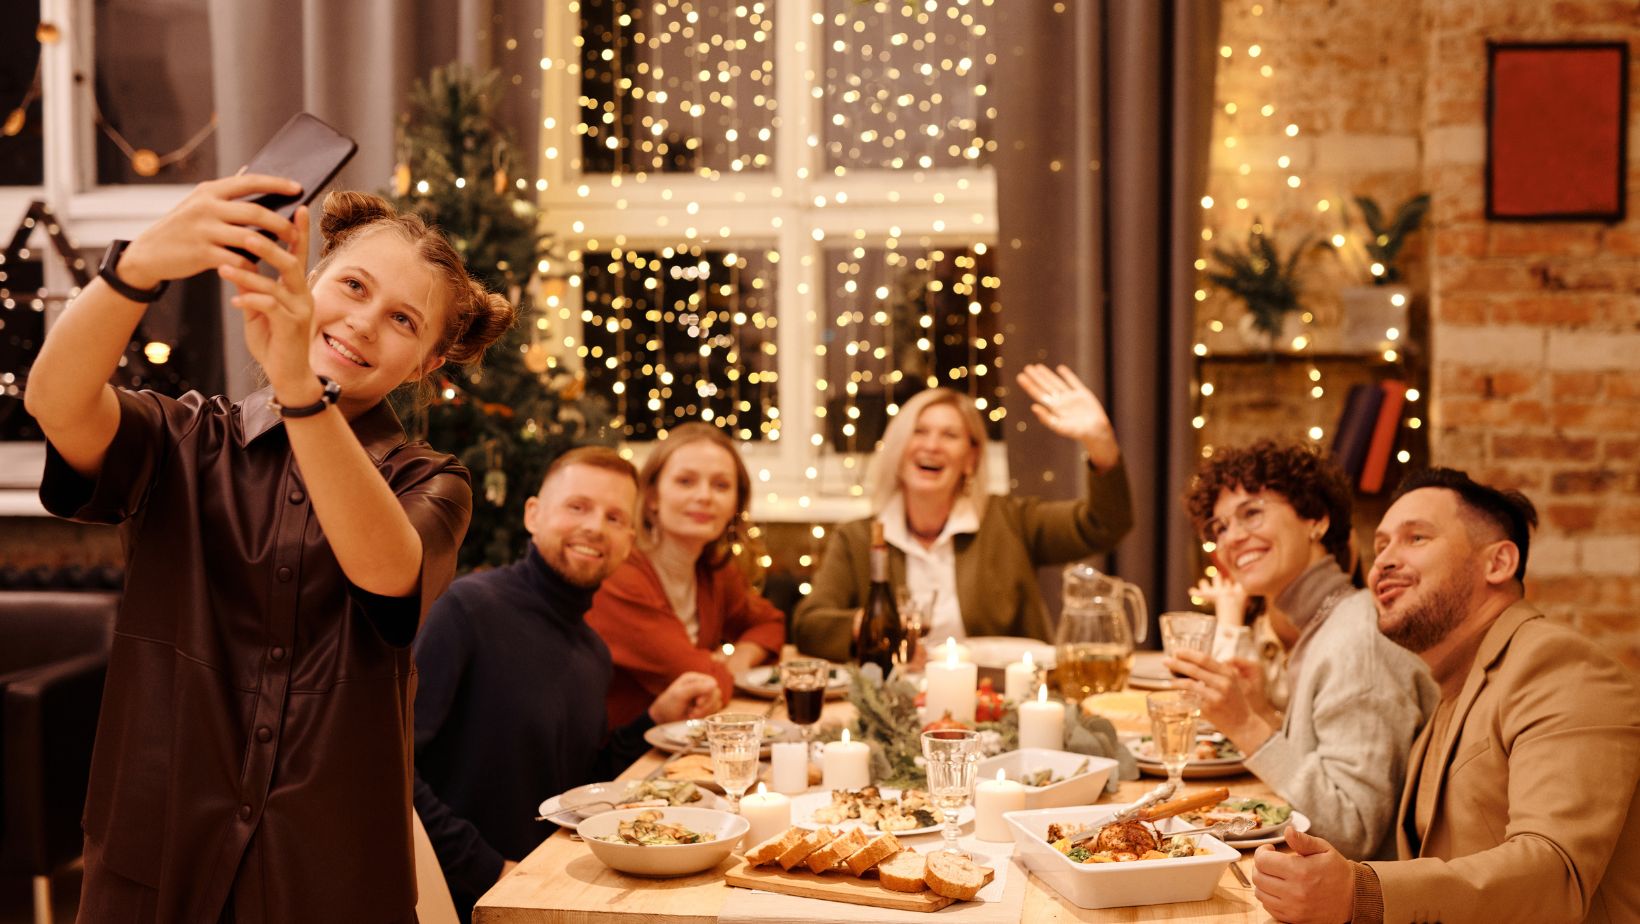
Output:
[{"xmin": 1242, "ymin": 561, "xmax": 1439, "ymax": 860}]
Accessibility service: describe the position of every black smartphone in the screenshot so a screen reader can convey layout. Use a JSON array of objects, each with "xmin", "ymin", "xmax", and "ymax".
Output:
[{"xmin": 230, "ymin": 112, "xmax": 358, "ymax": 261}]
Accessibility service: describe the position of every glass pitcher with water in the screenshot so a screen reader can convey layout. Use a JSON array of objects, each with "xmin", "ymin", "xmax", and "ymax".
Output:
[{"xmin": 1053, "ymin": 563, "xmax": 1148, "ymax": 700}]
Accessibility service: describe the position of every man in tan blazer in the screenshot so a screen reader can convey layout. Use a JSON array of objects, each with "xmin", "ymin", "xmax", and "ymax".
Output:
[{"xmin": 1251, "ymin": 467, "xmax": 1640, "ymax": 924}]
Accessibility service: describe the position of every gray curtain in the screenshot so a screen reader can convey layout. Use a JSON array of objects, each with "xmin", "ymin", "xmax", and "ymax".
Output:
[
  {"xmin": 208, "ymin": 0, "xmax": 544, "ymax": 398},
  {"xmin": 997, "ymin": 0, "xmax": 1220, "ymax": 632}
]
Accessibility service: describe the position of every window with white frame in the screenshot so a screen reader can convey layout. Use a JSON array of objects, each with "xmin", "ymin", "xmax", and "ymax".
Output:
[
  {"xmin": 536, "ymin": 0, "xmax": 1004, "ymax": 521},
  {"xmin": 0, "ymin": 0, "xmax": 218, "ymax": 510}
]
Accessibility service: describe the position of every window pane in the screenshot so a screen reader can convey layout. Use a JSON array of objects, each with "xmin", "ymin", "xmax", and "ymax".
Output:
[
  {"xmin": 4, "ymin": 248, "xmax": 220, "ymax": 441},
  {"xmin": 820, "ymin": 243, "xmax": 1002, "ymax": 452},
  {"xmin": 580, "ymin": 245, "xmax": 779, "ymax": 440},
  {"xmin": 822, "ymin": 0, "xmax": 997, "ymax": 172},
  {"xmin": 0, "ymin": 2, "xmax": 44, "ymax": 185},
  {"xmin": 577, "ymin": 0, "xmax": 776, "ymax": 176},
  {"xmin": 94, "ymin": 0, "xmax": 217, "ymax": 184}
]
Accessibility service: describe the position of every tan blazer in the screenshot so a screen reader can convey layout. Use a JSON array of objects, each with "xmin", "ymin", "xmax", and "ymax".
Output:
[{"xmin": 1368, "ymin": 602, "xmax": 1640, "ymax": 924}]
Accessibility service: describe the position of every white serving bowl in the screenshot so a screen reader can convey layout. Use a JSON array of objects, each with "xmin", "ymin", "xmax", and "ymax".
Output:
[
  {"xmin": 578, "ymin": 807, "xmax": 750, "ymax": 878},
  {"xmin": 1003, "ymin": 803, "xmax": 1240, "ymax": 909},
  {"xmin": 975, "ymin": 749, "xmax": 1117, "ymax": 809}
]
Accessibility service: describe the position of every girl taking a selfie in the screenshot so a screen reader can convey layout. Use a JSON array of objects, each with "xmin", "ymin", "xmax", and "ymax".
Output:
[{"xmin": 26, "ymin": 175, "xmax": 513, "ymax": 921}]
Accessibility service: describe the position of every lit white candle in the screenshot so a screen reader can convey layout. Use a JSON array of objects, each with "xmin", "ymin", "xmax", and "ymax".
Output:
[
  {"xmin": 974, "ymin": 769, "xmax": 1026, "ymax": 841},
  {"xmin": 1004, "ymin": 651, "xmax": 1036, "ymax": 702},
  {"xmin": 1018, "ymin": 685, "xmax": 1066, "ymax": 751},
  {"xmin": 769, "ymin": 741, "xmax": 809, "ymax": 794},
  {"xmin": 822, "ymin": 729, "xmax": 871, "ymax": 790},
  {"xmin": 924, "ymin": 646, "xmax": 979, "ymax": 725},
  {"xmin": 739, "ymin": 783, "xmax": 792, "ymax": 848},
  {"xmin": 938, "ymin": 635, "xmax": 972, "ymax": 663}
]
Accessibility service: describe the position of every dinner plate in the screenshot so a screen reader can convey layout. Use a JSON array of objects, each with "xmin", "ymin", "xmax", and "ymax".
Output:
[
  {"xmin": 733, "ymin": 663, "xmax": 851, "ymax": 700},
  {"xmin": 643, "ymin": 719, "xmax": 797, "ymax": 755},
  {"xmin": 536, "ymin": 780, "xmax": 728, "ymax": 831},
  {"xmin": 966, "ymin": 636, "xmax": 1055, "ymax": 669},
  {"xmin": 1124, "ymin": 735, "xmax": 1247, "ymax": 778},
  {"xmin": 1165, "ymin": 808, "xmax": 1311, "ymax": 849},
  {"xmin": 787, "ymin": 786, "xmax": 975, "ymax": 838},
  {"xmin": 1127, "ymin": 651, "xmax": 1174, "ymax": 691}
]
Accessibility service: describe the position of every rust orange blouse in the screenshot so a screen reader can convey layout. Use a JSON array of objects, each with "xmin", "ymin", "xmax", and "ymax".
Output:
[{"xmin": 586, "ymin": 548, "xmax": 786, "ymax": 730}]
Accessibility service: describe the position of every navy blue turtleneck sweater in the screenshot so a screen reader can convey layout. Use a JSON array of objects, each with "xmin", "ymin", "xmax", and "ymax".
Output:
[{"xmin": 412, "ymin": 545, "xmax": 653, "ymax": 913}]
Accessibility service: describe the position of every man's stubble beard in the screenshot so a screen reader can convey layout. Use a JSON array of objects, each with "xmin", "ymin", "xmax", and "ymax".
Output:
[{"xmin": 1380, "ymin": 568, "xmax": 1473, "ymax": 653}]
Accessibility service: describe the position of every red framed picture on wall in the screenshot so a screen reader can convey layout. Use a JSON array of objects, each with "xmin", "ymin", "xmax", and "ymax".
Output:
[{"xmin": 1487, "ymin": 41, "xmax": 1629, "ymax": 222}]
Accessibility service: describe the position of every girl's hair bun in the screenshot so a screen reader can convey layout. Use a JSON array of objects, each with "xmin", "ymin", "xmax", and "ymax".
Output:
[
  {"xmin": 318, "ymin": 190, "xmax": 398, "ymax": 258},
  {"xmin": 442, "ymin": 287, "xmax": 517, "ymax": 366}
]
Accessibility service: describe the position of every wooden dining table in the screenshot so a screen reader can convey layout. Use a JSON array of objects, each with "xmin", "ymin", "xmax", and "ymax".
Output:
[{"xmin": 475, "ymin": 693, "xmax": 1279, "ymax": 924}]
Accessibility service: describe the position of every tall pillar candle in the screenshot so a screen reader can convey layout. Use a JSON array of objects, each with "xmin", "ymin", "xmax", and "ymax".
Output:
[
  {"xmin": 924, "ymin": 648, "xmax": 978, "ymax": 725},
  {"xmin": 739, "ymin": 783, "xmax": 792, "ymax": 848},
  {"xmin": 974, "ymin": 770, "xmax": 1026, "ymax": 841},
  {"xmin": 1004, "ymin": 651, "xmax": 1037, "ymax": 702},
  {"xmin": 770, "ymin": 741, "xmax": 809, "ymax": 794},
  {"xmin": 822, "ymin": 729, "xmax": 871, "ymax": 790},
  {"xmin": 1019, "ymin": 685, "xmax": 1066, "ymax": 751}
]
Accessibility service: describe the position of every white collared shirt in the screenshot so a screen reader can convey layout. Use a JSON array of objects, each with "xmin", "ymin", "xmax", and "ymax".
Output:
[{"xmin": 877, "ymin": 494, "xmax": 980, "ymax": 641}]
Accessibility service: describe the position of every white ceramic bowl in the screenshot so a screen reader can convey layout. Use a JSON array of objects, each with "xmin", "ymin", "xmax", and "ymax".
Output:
[
  {"xmin": 1003, "ymin": 803, "xmax": 1240, "ymax": 909},
  {"xmin": 974, "ymin": 749, "xmax": 1117, "ymax": 809},
  {"xmin": 578, "ymin": 807, "xmax": 750, "ymax": 878}
]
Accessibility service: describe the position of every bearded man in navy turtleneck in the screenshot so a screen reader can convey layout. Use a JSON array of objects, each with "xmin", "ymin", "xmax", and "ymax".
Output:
[{"xmin": 412, "ymin": 446, "xmax": 722, "ymax": 919}]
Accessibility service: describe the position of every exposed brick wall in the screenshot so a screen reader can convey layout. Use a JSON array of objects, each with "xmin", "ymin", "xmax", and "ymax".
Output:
[
  {"xmin": 1424, "ymin": 0, "xmax": 1640, "ymax": 668},
  {"xmin": 1204, "ymin": 0, "xmax": 1640, "ymax": 669}
]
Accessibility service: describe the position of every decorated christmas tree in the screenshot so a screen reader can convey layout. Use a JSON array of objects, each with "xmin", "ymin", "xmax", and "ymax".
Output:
[{"xmin": 388, "ymin": 64, "xmax": 612, "ymax": 570}]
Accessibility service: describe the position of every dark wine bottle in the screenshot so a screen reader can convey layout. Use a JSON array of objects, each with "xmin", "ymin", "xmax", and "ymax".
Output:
[{"xmin": 854, "ymin": 521, "xmax": 906, "ymax": 676}]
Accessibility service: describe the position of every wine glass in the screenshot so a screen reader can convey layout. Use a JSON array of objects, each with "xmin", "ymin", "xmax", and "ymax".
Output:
[
  {"xmin": 921, "ymin": 728, "xmax": 980, "ymax": 856},
  {"xmin": 1146, "ymin": 690, "xmax": 1202, "ymax": 797},
  {"xmin": 704, "ymin": 713, "xmax": 764, "ymax": 814},
  {"xmin": 1160, "ymin": 611, "xmax": 1218, "ymax": 676},
  {"xmin": 894, "ymin": 587, "xmax": 938, "ymax": 665},
  {"xmin": 781, "ymin": 658, "xmax": 829, "ymax": 745}
]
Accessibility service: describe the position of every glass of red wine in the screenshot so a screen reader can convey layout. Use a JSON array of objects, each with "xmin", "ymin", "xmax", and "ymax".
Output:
[{"xmin": 781, "ymin": 658, "xmax": 830, "ymax": 743}]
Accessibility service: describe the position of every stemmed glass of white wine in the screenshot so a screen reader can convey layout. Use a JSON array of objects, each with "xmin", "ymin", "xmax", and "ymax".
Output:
[
  {"xmin": 921, "ymin": 728, "xmax": 980, "ymax": 856},
  {"xmin": 1146, "ymin": 690, "xmax": 1202, "ymax": 797},
  {"xmin": 705, "ymin": 713, "xmax": 765, "ymax": 814}
]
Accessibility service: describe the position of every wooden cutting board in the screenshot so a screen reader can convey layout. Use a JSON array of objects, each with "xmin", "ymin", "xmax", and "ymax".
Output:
[{"xmin": 723, "ymin": 859, "xmax": 993, "ymax": 913}]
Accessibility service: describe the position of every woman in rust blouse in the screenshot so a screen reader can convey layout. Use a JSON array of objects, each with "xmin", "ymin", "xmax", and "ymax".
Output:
[
  {"xmin": 587, "ymin": 422, "xmax": 786, "ymax": 729},
  {"xmin": 26, "ymin": 178, "xmax": 513, "ymax": 922}
]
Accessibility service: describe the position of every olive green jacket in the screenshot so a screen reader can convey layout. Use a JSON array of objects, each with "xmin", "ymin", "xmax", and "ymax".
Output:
[{"xmin": 792, "ymin": 461, "xmax": 1133, "ymax": 661}]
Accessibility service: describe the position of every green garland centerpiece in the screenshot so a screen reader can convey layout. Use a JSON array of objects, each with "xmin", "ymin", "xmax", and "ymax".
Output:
[{"xmin": 824, "ymin": 664, "xmax": 1137, "ymax": 790}]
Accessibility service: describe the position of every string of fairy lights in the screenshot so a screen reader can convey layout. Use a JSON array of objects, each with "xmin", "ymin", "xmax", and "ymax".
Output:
[
  {"xmin": 546, "ymin": 0, "xmax": 1003, "ymax": 489},
  {"xmin": 1191, "ymin": 0, "xmax": 1422, "ymax": 466}
]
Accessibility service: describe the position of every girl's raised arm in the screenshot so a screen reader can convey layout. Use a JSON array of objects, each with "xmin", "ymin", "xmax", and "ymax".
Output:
[{"xmin": 24, "ymin": 175, "xmax": 300, "ymax": 477}]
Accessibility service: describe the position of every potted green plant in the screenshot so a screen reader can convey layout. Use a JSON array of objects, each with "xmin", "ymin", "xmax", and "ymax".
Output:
[
  {"xmin": 1205, "ymin": 220, "xmax": 1314, "ymax": 351},
  {"xmin": 1338, "ymin": 193, "xmax": 1429, "ymax": 352}
]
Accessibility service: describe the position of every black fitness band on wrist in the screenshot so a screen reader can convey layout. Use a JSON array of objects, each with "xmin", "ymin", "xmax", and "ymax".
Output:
[
  {"xmin": 97, "ymin": 240, "xmax": 169, "ymax": 303},
  {"xmin": 268, "ymin": 377, "xmax": 342, "ymax": 419}
]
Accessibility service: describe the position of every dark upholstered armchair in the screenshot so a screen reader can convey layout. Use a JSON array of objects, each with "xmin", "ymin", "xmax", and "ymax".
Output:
[{"xmin": 0, "ymin": 591, "xmax": 118, "ymax": 924}]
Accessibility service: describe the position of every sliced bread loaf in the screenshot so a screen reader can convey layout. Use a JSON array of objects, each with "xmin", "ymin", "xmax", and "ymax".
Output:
[
  {"xmin": 805, "ymin": 827, "xmax": 870, "ymax": 873},
  {"xmin": 876, "ymin": 850, "xmax": 929, "ymax": 892},
  {"xmin": 744, "ymin": 827, "xmax": 806, "ymax": 866},
  {"xmin": 842, "ymin": 832, "xmax": 903, "ymax": 876},
  {"xmin": 776, "ymin": 827, "xmax": 837, "ymax": 871},
  {"xmin": 925, "ymin": 851, "xmax": 989, "ymax": 901}
]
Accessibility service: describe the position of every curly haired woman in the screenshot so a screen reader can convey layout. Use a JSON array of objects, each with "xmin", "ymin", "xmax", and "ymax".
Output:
[{"xmin": 1169, "ymin": 440, "xmax": 1437, "ymax": 860}]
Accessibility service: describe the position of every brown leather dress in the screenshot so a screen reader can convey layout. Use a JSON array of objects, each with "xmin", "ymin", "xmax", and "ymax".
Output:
[{"xmin": 41, "ymin": 387, "xmax": 470, "ymax": 923}]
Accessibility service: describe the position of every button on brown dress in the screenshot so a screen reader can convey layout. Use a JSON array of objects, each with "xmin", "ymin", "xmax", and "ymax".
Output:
[{"xmin": 41, "ymin": 387, "xmax": 471, "ymax": 923}]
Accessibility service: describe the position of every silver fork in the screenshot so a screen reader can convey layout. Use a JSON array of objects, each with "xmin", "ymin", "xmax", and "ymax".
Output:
[{"xmin": 1163, "ymin": 816, "xmax": 1261, "ymax": 840}]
